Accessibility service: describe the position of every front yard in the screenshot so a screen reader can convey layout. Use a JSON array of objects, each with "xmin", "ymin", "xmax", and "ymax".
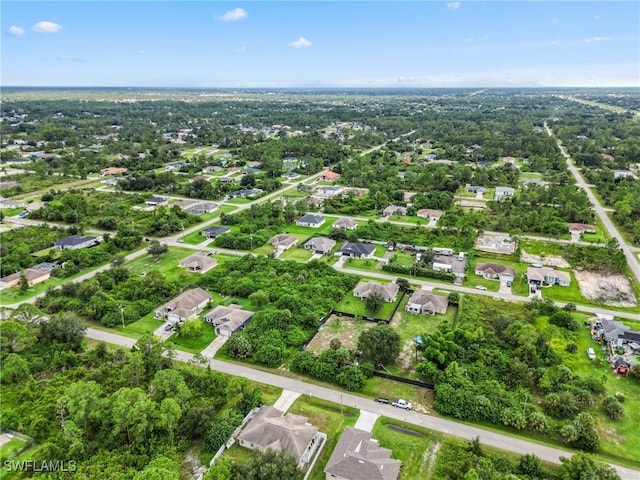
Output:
[{"xmin": 334, "ymin": 291, "xmax": 398, "ymax": 320}]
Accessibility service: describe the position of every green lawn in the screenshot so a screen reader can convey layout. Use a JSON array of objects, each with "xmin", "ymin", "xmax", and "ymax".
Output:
[
  {"xmin": 282, "ymin": 217, "xmax": 337, "ymax": 236},
  {"xmin": 180, "ymin": 229, "xmax": 210, "ymax": 245},
  {"xmin": 288, "ymin": 395, "xmax": 359, "ymax": 480},
  {"xmin": 164, "ymin": 319, "xmax": 217, "ymax": 354},
  {"xmin": 371, "ymin": 417, "xmax": 436, "ymax": 480},
  {"xmin": 334, "ymin": 291, "xmax": 397, "ymax": 319},
  {"xmin": 280, "ymin": 247, "xmax": 314, "ymax": 262},
  {"xmin": 125, "ymin": 246, "xmax": 202, "ymax": 283},
  {"xmin": 388, "ymin": 215, "xmax": 428, "ymax": 226},
  {"xmin": 0, "ymin": 436, "xmax": 30, "ymax": 462},
  {"xmin": 519, "ymin": 239, "xmax": 565, "ymax": 257},
  {"xmin": 343, "ymin": 257, "xmax": 378, "ymax": 272},
  {"xmin": 389, "ymin": 251, "xmax": 416, "ymax": 267},
  {"xmin": 540, "ymin": 270, "xmax": 586, "ymax": 304}
]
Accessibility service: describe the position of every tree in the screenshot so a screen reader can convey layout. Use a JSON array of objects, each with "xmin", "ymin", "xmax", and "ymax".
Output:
[
  {"xmin": 396, "ymin": 278, "xmax": 410, "ymax": 292},
  {"xmin": 364, "ymin": 292, "xmax": 384, "ymax": 314},
  {"xmin": 231, "ymin": 449, "xmax": 303, "ymax": 480},
  {"xmin": 10, "ymin": 303, "xmax": 44, "ymax": 325},
  {"xmin": 39, "ymin": 312, "xmax": 86, "ymax": 351},
  {"xmin": 447, "ymin": 292, "xmax": 460, "ymax": 306},
  {"xmin": 177, "ymin": 318, "xmax": 202, "ymax": 338},
  {"xmin": 517, "ymin": 454, "xmax": 542, "ymax": 477},
  {"xmin": 227, "ymin": 334, "xmax": 252, "ymax": 359},
  {"xmin": 1, "ymin": 353, "xmax": 30, "ymax": 383},
  {"xmin": 0, "ymin": 320, "xmax": 35, "ymax": 354},
  {"xmin": 18, "ymin": 272, "xmax": 30, "ymax": 292},
  {"xmin": 602, "ymin": 396, "xmax": 624, "ymax": 420},
  {"xmin": 357, "ymin": 324, "xmax": 401, "ymax": 366},
  {"xmin": 559, "ymin": 452, "xmax": 621, "ymax": 480},
  {"xmin": 134, "ymin": 455, "xmax": 180, "ymax": 480},
  {"xmin": 147, "ymin": 240, "xmax": 168, "ymax": 261},
  {"xmin": 248, "ymin": 290, "xmax": 269, "ymax": 308}
]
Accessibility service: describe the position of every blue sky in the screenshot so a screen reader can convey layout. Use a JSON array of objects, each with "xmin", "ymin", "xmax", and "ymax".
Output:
[{"xmin": 2, "ymin": 1, "xmax": 638, "ymax": 87}]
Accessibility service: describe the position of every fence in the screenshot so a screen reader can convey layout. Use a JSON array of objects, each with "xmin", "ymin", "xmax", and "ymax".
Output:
[{"xmin": 372, "ymin": 370, "xmax": 434, "ymax": 390}]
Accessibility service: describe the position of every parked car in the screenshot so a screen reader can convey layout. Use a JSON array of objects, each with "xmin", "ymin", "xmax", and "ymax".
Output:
[
  {"xmin": 392, "ymin": 398, "xmax": 412, "ymax": 410},
  {"xmin": 587, "ymin": 347, "xmax": 596, "ymax": 360},
  {"xmin": 374, "ymin": 397, "xmax": 390, "ymax": 404},
  {"xmin": 164, "ymin": 323, "xmax": 174, "ymax": 331},
  {"xmin": 475, "ymin": 285, "xmax": 487, "ymax": 291}
]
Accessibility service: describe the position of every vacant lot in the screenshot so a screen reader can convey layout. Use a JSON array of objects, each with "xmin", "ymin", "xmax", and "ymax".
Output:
[
  {"xmin": 520, "ymin": 250, "xmax": 570, "ymax": 268},
  {"xmin": 574, "ymin": 270, "xmax": 637, "ymax": 307},
  {"xmin": 305, "ymin": 315, "xmax": 375, "ymax": 353}
]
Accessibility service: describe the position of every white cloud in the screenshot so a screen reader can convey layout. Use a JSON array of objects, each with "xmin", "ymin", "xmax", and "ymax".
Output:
[
  {"xmin": 218, "ymin": 8, "xmax": 248, "ymax": 22},
  {"xmin": 551, "ymin": 18, "xmax": 560, "ymax": 25},
  {"xmin": 593, "ymin": 15, "xmax": 601, "ymax": 20},
  {"xmin": 583, "ymin": 36, "xmax": 611, "ymax": 43},
  {"xmin": 8, "ymin": 25, "xmax": 25, "ymax": 35},
  {"xmin": 56, "ymin": 54, "xmax": 87, "ymax": 63},
  {"xmin": 447, "ymin": 2, "xmax": 461, "ymax": 10},
  {"xmin": 290, "ymin": 37, "xmax": 312, "ymax": 49},
  {"xmin": 235, "ymin": 46, "xmax": 247, "ymax": 52},
  {"xmin": 135, "ymin": 49, "xmax": 145, "ymax": 55},
  {"xmin": 32, "ymin": 21, "xmax": 63, "ymax": 33}
]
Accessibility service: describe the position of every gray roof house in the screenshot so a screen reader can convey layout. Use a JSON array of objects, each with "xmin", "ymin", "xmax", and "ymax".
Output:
[
  {"xmin": 155, "ymin": 287, "xmax": 211, "ymax": 324},
  {"xmin": 204, "ymin": 304, "xmax": 253, "ymax": 336},
  {"xmin": 178, "ymin": 252, "xmax": 217, "ymax": 274},
  {"xmin": 304, "ymin": 237, "xmax": 337, "ymax": 255},
  {"xmin": 270, "ymin": 233, "xmax": 298, "ymax": 250},
  {"xmin": 353, "ymin": 281, "xmax": 399, "ymax": 303},
  {"xmin": 296, "ymin": 214, "xmax": 326, "ymax": 228},
  {"xmin": 237, "ymin": 406, "xmax": 324, "ymax": 467},
  {"xmin": 494, "ymin": 186, "xmax": 515, "ymax": 201},
  {"xmin": 406, "ymin": 289, "xmax": 449, "ymax": 315},
  {"xmin": 382, "ymin": 205, "xmax": 408, "ymax": 217},
  {"xmin": 324, "ymin": 427, "xmax": 402, "ymax": 480},
  {"xmin": 54, "ymin": 235, "xmax": 99, "ymax": 250},
  {"xmin": 339, "ymin": 242, "xmax": 375, "ymax": 258},
  {"xmin": 333, "ymin": 218, "xmax": 358, "ymax": 230},
  {"xmin": 145, "ymin": 196, "xmax": 168, "ymax": 207},
  {"xmin": 201, "ymin": 226, "xmax": 230, "ymax": 239}
]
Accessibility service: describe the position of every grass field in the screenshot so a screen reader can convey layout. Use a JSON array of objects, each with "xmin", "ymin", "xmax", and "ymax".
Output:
[
  {"xmin": 334, "ymin": 291, "xmax": 397, "ymax": 319},
  {"xmin": 125, "ymin": 246, "xmax": 202, "ymax": 283},
  {"xmin": 0, "ymin": 436, "xmax": 29, "ymax": 462},
  {"xmin": 164, "ymin": 319, "xmax": 217, "ymax": 353},
  {"xmin": 280, "ymin": 247, "xmax": 314, "ymax": 262},
  {"xmin": 371, "ymin": 417, "xmax": 436, "ymax": 480}
]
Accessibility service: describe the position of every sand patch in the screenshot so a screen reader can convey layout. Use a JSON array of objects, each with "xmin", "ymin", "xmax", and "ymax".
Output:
[
  {"xmin": 520, "ymin": 250, "xmax": 570, "ymax": 268},
  {"xmin": 573, "ymin": 270, "xmax": 637, "ymax": 307}
]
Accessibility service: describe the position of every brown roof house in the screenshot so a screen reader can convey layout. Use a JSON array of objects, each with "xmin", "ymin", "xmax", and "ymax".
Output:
[
  {"xmin": 353, "ymin": 281, "xmax": 399, "ymax": 303},
  {"xmin": 319, "ymin": 170, "xmax": 341, "ymax": 181},
  {"xmin": 526, "ymin": 267, "xmax": 571, "ymax": 287},
  {"xmin": 204, "ymin": 304, "xmax": 253, "ymax": 336},
  {"xmin": 270, "ymin": 233, "xmax": 298, "ymax": 251},
  {"xmin": 155, "ymin": 287, "xmax": 211, "ymax": 324},
  {"xmin": 178, "ymin": 252, "xmax": 217, "ymax": 274},
  {"xmin": 474, "ymin": 262, "xmax": 515, "ymax": 282},
  {"xmin": 416, "ymin": 209, "xmax": 443, "ymax": 221},
  {"xmin": 324, "ymin": 427, "xmax": 402, "ymax": 480},
  {"xmin": 237, "ymin": 406, "xmax": 325, "ymax": 468},
  {"xmin": 382, "ymin": 205, "xmax": 407, "ymax": 217},
  {"xmin": 406, "ymin": 289, "xmax": 448, "ymax": 315},
  {"xmin": 567, "ymin": 223, "xmax": 596, "ymax": 235},
  {"xmin": 0, "ymin": 268, "xmax": 50, "ymax": 290}
]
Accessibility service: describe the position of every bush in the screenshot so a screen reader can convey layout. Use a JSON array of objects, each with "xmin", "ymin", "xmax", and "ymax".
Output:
[
  {"xmin": 566, "ymin": 343, "xmax": 578, "ymax": 353},
  {"xmin": 382, "ymin": 263, "xmax": 455, "ymax": 282},
  {"xmin": 602, "ymin": 396, "xmax": 624, "ymax": 420}
]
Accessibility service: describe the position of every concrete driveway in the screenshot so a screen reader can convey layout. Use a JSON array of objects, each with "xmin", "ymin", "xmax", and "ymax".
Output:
[
  {"xmin": 273, "ymin": 389, "xmax": 301, "ymax": 413},
  {"xmin": 153, "ymin": 321, "xmax": 176, "ymax": 341},
  {"xmin": 354, "ymin": 410, "xmax": 380, "ymax": 432},
  {"xmin": 499, "ymin": 279, "xmax": 512, "ymax": 294},
  {"xmin": 201, "ymin": 335, "xmax": 228, "ymax": 358}
]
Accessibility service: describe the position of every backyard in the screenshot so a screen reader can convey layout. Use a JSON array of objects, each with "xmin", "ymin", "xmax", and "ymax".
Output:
[{"xmin": 334, "ymin": 291, "xmax": 399, "ymax": 320}]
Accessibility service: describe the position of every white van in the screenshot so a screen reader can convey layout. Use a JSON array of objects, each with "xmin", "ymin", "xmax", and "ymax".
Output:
[{"xmin": 587, "ymin": 348, "xmax": 596, "ymax": 360}]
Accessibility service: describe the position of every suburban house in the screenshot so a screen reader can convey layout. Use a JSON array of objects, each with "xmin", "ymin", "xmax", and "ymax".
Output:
[
  {"xmin": 406, "ymin": 289, "xmax": 449, "ymax": 315},
  {"xmin": 526, "ymin": 267, "xmax": 571, "ymax": 287},
  {"xmin": 324, "ymin": 427, "xmax": 402, "ymax": 480},
  {"xmin": 154, "ymin": 287, "xmax": 211, "ymax": 324},
  {"xmin": 319, "ymin": 170, "xmax": 341, "ymax": 181},
  {"xmin": 596, "ymin": 318, "xmax": 640, "ymax": 344},
  {"xmin": 353, "ymin": 281, "xmax": 399, "ymax": 303},
  {"xmin": 382, "ymin": 205, "xmax": 407, "ymax": 217},
  {"xmin": 25, "ymin": 202, "xmax": 46, "ymax": 213},
  {"xmin": 187, "ymin": 202, "xmax": 218, "ymax": 215},
  {"xmin": 502, "ymin": 156, "xmax": 517, "ymax": 164},
  {"xmin": 475, "ymin": 262, "xmax": 516, "ymax": 283},
  {"xmin": 226, "ymin": 188, "xmax": 263, "ymax": 199},
  {"xmin": 204, "ymin": 304, "xmax": 253, "ymax": 336},
  {"xmin": 296, "ymin": 214, "xmax": 326, "ymax": 228},
  {"xmin": 333, "ymin": 218, "xmax": 358, "ymax": 230},
  {"xmin": 339, "ymin": 242, "xmax": 375, "ymax": 258},
  {"xmin": 416, "ymin": 209, "xmax": 443, "ymax": 221},
  {"xmin": 201, "ymin": 226, "xmax": 230, "ymax": 239},
  {"xmin": 567, "ymin": 223, "xmax": 596, "ymax": 235},
  {"xmin": 270, "ymin": 233, "xmax": 298, "ymax": 251},
  {"xmin": 613, "ymin": 358, "xmax": 630, "ymax": 377},
  {"xmin": 178, "ymin": 252, "xmax": 217, "ymax": 274},
  {"xmin": 237, "ymin": 406, "xmax": 324, "ymax": 468},
  {"xmin": 315, "ymin": 185, "xmax": 344, "ymax": 198},
  {"xmin": 100, "ymin": 167, "xmax": 128, "ymax": 176},
  {"xmin": 466, "ymin": 185, "xmax": 486, "ymax": 194},
  {"xmin": 494, "ymin": 186, "xmax": 515, "ymax": 201},
  {"xmin": 303, "ymin": 237, "xmax": 336, "ymax": 255},
  {"xmin": 145, "ymin": 196, "xmax": 168, "ymax": 207},
  {"xmin": 0, "ymin": 268, "xmax": 50, "ymax": 290},
  {"xmin": 54, "ymin": 235, "xmax": 99, "ymax": 250}
]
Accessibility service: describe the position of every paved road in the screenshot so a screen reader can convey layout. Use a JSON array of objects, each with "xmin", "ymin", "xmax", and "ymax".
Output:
[
  {"xmin": 84, "ymin": 327, "xmax": 639, "ymax": 480},
  {"xmin": 545, "ymin": 123, "xmax": 640, "ymax": 285}
]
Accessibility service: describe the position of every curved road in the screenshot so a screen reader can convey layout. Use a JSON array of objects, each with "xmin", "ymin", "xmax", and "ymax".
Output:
[
  {"xmin": 544, "ymin": 123, "xmax": 640, "ymax": 284},
  {"xmin": 85, "ymin": 327, "xmax": 639, "ymax": 480}
]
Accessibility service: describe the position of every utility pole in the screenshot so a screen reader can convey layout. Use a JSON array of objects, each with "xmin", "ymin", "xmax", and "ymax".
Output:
[{"xmin": 120, "ymin": 304, "xmax": 125, "ymax": 329}]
